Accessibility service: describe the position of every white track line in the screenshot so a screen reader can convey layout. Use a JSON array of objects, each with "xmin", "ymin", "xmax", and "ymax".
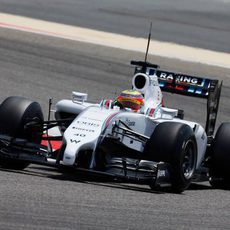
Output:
[{"xmin": 0, "ymin": 13, "xmax": 230, "ymax": 69}]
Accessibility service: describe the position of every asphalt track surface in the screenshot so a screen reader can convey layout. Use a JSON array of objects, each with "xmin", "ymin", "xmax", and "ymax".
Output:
[
  {"xmin": 0, "ymin": 0, "xmax": 230, "ymax": 53},
  {"xmin": 0, "ymin": 26, "xmax": 230, "ymax": 230}
]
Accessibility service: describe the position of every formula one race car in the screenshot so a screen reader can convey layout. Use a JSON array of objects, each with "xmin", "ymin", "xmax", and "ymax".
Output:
[{"xmin": 0, "ymin": 60, "xmax": 229, "ymax": 193}]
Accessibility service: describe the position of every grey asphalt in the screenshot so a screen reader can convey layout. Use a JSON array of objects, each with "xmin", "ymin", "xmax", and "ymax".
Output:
[
  {"xmin": 0, "ymin": 0, "xmax": 230, "ymax": 52},
  {"xmin": 0, "ymin": 28, "xmax": 230, "ymax": 230}
]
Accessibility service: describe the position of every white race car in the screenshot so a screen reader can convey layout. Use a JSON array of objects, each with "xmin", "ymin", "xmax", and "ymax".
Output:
[{"xmin": 0, "ymin": 60, "xmax": 229, "ymax": 193}]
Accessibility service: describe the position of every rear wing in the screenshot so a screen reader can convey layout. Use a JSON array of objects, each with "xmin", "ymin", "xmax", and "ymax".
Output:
[{"xmin": 131, "ymin": 61, "xmax": 222, "ymax": 138}]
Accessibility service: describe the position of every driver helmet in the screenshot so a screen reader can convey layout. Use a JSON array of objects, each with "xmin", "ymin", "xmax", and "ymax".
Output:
[{"xmin": 116, "ymin": 90, "xmax": 144, "ymax": 111}]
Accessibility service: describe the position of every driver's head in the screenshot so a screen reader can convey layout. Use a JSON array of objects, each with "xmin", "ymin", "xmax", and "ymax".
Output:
[{"xmin": 116, "ymin": 90, "xmax": 144, "ymax": 111}]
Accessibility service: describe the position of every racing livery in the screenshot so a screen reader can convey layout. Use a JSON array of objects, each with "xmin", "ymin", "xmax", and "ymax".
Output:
[{"xmin": 0, "ymin": 60, "xmax": 229, "ymax": 193}]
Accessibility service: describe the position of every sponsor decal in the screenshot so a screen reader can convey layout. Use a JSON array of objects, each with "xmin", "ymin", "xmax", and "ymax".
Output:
[
  {"xmin": 74, "ymin": 133, "xmax": 86, "ymax": 137},
  {"xmin": 159, "ymin": 72, "xmax": 199, "ymax": 85},
  {"xmin": 72, "ymin": 127, "xmax": 95, "ymax": 132},
  {"xmin": 156, "ymin": 70, "xmax": 206, "ymax": 86},
  {"xmin": 158, "ymin": 72, "xmax": 174, "ymax": 82},
  {"xmin": 76, "ymin": 120, "xmax": 100, "ymax": 127},
  {"xmin": 177, "ymin": 75, "xmax": 198, "ymax": 84},
  {"xmin": 125, "ymin": 118, "xmax": 135, "ymax": 127},
  {"xmin": 70, "ymin": 139, "xmax": 81, "ymax": 144},
  {"xmin": 81, "ymin": 116, "xmax": 103, "ymax": 122}
]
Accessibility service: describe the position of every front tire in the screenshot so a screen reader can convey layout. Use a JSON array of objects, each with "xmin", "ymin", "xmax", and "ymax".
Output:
[
  {"xmin": 0, "ymin": 96, "xmax": 44, "ymax": 169},
  {"xmin": 144, "ymin": 122, "xmax": 197, "ymax": 193}
]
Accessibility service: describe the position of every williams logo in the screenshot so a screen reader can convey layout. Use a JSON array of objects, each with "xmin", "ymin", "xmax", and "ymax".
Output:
[
  {"xmin": 70, "ymin": 139, "xmax": 81, "ymax": 144},
  {"xmin": 125, "ymin": 118, "xmax": 135, "ymax": 127}
]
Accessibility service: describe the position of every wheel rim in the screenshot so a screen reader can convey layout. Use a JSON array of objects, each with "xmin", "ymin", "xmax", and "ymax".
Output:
[{"xmin": 182, "ymin": 140, "xmax": 196, "ymax": 179}]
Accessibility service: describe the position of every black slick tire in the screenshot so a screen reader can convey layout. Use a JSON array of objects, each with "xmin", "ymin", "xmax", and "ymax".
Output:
[
  {"xmin": 144, "ymin": 122, "xmax": 197, "ymax": 193},
  {"xmin": 209, "ymin": 122, "xmax": 230, "ymax": 189},
  {"xmin": 0, "ymin": 96, "xmax": 44, "ymax": 169}
]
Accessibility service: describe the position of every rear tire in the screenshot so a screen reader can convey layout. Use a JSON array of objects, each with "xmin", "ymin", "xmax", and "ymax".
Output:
[
  {"xmin": 144, "ymin": 122, "xmax": 197, "ymax": 193},
  {"xmin": 0, "ymin": 96, "xmax": 44, "ymax": 169},
  {"xmin": 209, "ymin": 122, "xmax": 230, "ymax": 189}
]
